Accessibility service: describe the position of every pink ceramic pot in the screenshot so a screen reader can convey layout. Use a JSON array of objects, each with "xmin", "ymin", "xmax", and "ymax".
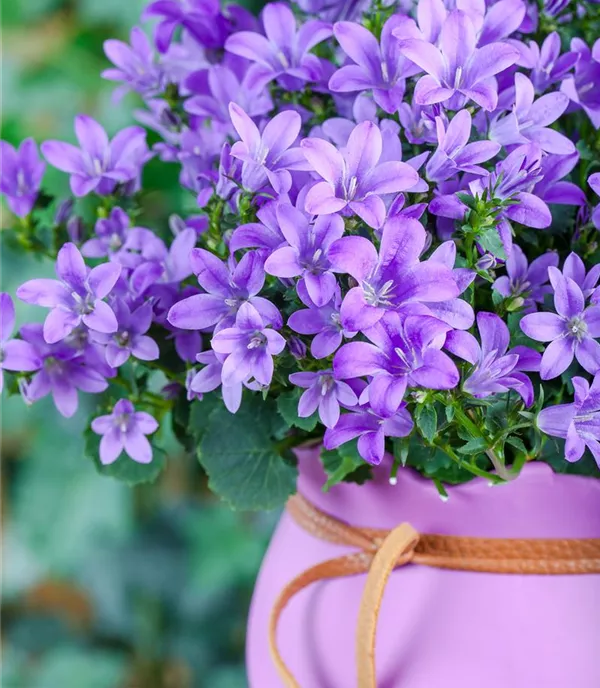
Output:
[{"xmin": 247, "ymin": 446, "xmax": 600, "ymax": 687}]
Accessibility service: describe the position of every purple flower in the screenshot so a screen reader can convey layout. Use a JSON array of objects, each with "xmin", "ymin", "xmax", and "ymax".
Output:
[
  {"xmin": 225, "ymin": 2, "xmax": 332, "ymax": 89},
  {"xmin": 0, "ymin": 293, "xmax": 41, "ymax": 392},
  {"xmin": 324, "ymin": 404, "xmax": 414, "ymax": 465},
  {"xmin": 425, "ymin": 109, "xmax": 500, "ymax": 182},
  {"xmin": 514, "ymin": 31, "xmax": 578, "ymax": 92},
  {"xmin": 189, "ymin": 350, "xmax": 243, "ymax": 413},
  {"xmin": 287, "ymin": 282, "xmax": 354, "ymax": 359},
  {"xmin": 561, "ymin": 38, "xmax": 600, "ymax": 129},
  {"xmin": 328, "ymin": 16, "xmax": 419, "ymax": 114},
  {"xmin": 490, "ymin": 74, "xmax": 574, "ymax": 155},
  {"xmin": 102, "ymin": 27, "xmax": 165, "ymax": 101},
  {"xmin": 230, "ymin": 201, "xmax": 286, "ymax": 253},
  {"xmin": 301, "ymin": 121, "xmax": 419, "ymax": 229},
  {"xmin": 229, "ymin": 104, "xmax": 308, "ymax": 193},
  {"xmin": 91, "ymin": 399, "xmax": 158, "ymax": 465},
  {"xmin": 520, "ymin": 266, "xmax": 600, "ymax": 379},
  {"xmin": 92, "ymin": 301, "xmax": 159, "ymax": 368},
  {"xmin": 17, "ymin": 243, "xmax": 121, "ymax": 344},
  {"xmin": 19, "ymin": 323, "xmax": 109, "ymax": 417},
  {"xmin": 446, "ymin": 312, "xmax": 540, "ymax": 405},
  {"xmin": 493, "ymin": 244, "xmax": 558, "ymax": 312},
  {"xmin": 562, "ymin": 252, "xmax": 600, "ymax": 301},
  {"xmin": 328, "ymin": 216, "xmax": 459, "ymax": 331},
  {"xmin": 396, "ymin": 9, "xmax": 519, "ymax": 111},
  {"xmin": 289, "ymin": 369, "xmax": 358, "ymax": 428},
  {"xmin": 0, "ymin": 139, "xmax": 45, "ymax": 217},
  {"xmin": 167, "ymin": 249, "xmax": 281, "ymax": 333},
  {"xmin": 334, "ymin": 312, "xmax": 458, "ymax": 416},
  {"xmin": 264, "ymin": 204, "xmax": 344, "ymax": 306},
  {"xmin": 537, "ymin": 375, "xmax": 600, "ymax": 466},
  {"xmin": 41, "ymin": 116, "xmax": 148, "ymax": 197},
  {"xmin": 81, "ymin": 207, "xmax": 166, "ymax": 269},
  {"xmin": 590, "ymin": 173, "xmax": 600, "ymax": 229},
  {"xmin": 211, "ymin": 302, "xmax": 286, "ymax": 387},
  {"xmin": 533, "ymin": 151, "xmax": 586, "ymax": 207}
]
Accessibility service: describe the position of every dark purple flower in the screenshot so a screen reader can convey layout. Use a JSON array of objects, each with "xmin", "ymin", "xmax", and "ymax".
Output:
[
  {"xmin": 328, "ymin": 16, "xmax": 419, "ymax": 114},
  {"xmin": 0, "ymin": 138, "xmax": 45, "ymax": 217},
  {"xmin": 328, "ymin": 216, "xmax": 459, "ymax": 331},
  {"xmin": 189, "ymin": 350, "xmax": 243, "ymax": 413},
  {"xmin": 446, "ymin": 312, "xmax": 540, "ymax": 405},
  {"xmin": 493, "ymin": 244, "xmax": 558, "ymax": 312},
  {"xmin": 426, "ymin": 109, "xmax": 500, "ymax": 182},
  {"xmin": 490, "ymin": 73, "xmax": 574, "ymax": 154},
  {"xmin": 17, "ymin": 243, "xmax": 121, "ymax": 344},
  {"xmin": 520, "ymin": 266, "xmax": 600, "ymax": 379},
  {"xmin": 397, "ymin": 9, "xmax": 519, "ymax": 111},
  {"xmin": 92, "ymin": 300, "xmax": 159, "ymax": 368},
  {"xmin": 334, "ymin": 312, "xmax": 458, "ymax": 416},
  {"xmin": 91, "ymin": 398, "xmax": 158, "ymax": 465},
  {"xmin": 19, "ymin": 323, "xmax": 109, "ymax": 417},
  {"xmin": 538, "ymin": 374, "xmax": 600, "ymax": 465},
  {"xmin": 211, "ymin": 302, "xmax": 286, "ymax": 387},
  {"xmin": 225, "ymin": 2, "xmax": 332, "ymax": 89},
  {"xmin": 41, "ymin": 116, "xmax": 148, "ymax": 197},
  {"xmin": 561, "ymin": 38, "xmax": 600, "ymax": 129},
  {"xmin": 301, "ymin": 121, "xmax": 419, "ymax": 228},
  {"xmin": 102, "ymin": 27, "xmax": 165, "ymax": 100},
  {"xmin": 323, "ymin": 404, "xmax": 413, "ymax": 465},
  {"xmin": 590, "ymin": 173, "xmax": 600, "ymax": 229},
  {"xmin": 167, "ymin": 249, "xmax": 281, "ymax": 333},
  {"xmin": 229, "ymin": 104, "xmax": 309, "ymax": 193},
  {"xmin": 290, "ymin": 368, "xmax": 359, "ymax": 428},
  {"xmin": 0, "ymin": 293, "xmax": 41, "ymax": 392},
  {"xmin": 264, "ymin": 204, "xmax": 344, "ymax": 306}
]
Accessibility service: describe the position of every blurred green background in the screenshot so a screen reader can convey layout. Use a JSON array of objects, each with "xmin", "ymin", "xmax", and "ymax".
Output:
[{"xmin": 1, "ymin": 2, "xmax": 276, "ymax": 686}]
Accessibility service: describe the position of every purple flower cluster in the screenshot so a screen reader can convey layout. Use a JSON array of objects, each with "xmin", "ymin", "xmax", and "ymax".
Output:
[{"xmin": 2, "ymin": 0, "xmax": 600, "ymax": 477}]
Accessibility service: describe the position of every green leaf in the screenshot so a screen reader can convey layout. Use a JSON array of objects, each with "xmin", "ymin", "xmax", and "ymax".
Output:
[
  {"xmin": 445, "ymin": 406, "xmax": 455, "ymax": 422},
  {"xmin": 321, "ymin": 443, "xmax": 371, "ymax": 491},
  {"xmin": 505, "ymin": 436, "xmax": 527, "ymax": 455},
  {"xmin": 457, "ymin": 437, "xmax": 488, "ymax": 455},
  {"xmin": 416, "ymin": 405, "xmax": 437, "ymax": 444},
  {"xmin": 84, "ymin": 428, "xmax": 166, "ymax": 485},
  {"xmin": 478, "ymin": 227, "xmax": 506, "ymax": 260},
  {"xmin": 197, "ymin": 396, "xmax": 298, "ymax": 510},
  {"xmin": 277, "ymin": 389, "xmax": 318, "ymax": 432}
]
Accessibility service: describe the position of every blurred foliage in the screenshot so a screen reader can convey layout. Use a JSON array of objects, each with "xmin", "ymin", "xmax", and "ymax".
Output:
[{"xmin": 1, "ymin": 2, "xmax": 275, "ymax": 686}]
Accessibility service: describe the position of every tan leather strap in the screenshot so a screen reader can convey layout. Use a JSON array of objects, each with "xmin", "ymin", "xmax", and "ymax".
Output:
[{"xmin": 268, "ymin": 493, "xmax": 600, "ymax": 688}]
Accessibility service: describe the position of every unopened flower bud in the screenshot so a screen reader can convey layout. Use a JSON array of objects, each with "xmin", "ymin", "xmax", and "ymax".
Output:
[
  {"xmin": 66, "ymin": 216, "xmax": 84, "ymax": 244},
  {"xmin": 476, "ymin": 253, "xmax": 496, "ymax": 270},
  {"xmin": 506, "ymin": 296, "xmax": 525, "ymax": 312},
  {"xmin": 288, "ymin": 336, "xmax": 307, "ymax": 360},
  {"xmin": 54, "ymin": 199, "xmax": 74, "ymax": 225}
]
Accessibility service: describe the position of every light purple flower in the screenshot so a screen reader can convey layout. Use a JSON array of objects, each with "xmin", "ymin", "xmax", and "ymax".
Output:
[
  {"xmin": 493, "ymin": 244, "xmax": 558, "ymax": 312},
  {"xmin": 264, "ymin": 205, "xmax": 344, "ymax": 306},
  {"xmin": 211, "ymin": 302, "xmax": 286, "ymax": 387},
  {"xmin": 328, "ymin": 216, "xmax": 459, "ymax": 331},
  {"xmin": 17, "ymin": 243, "xmax": 121, "ymax": 344},
  {"xmin": 92, "ymin": 301, "xmax": 159, "ymax": 368},
  {"xmin": 562, "ymin": 252, "xmax": 600, "ymax": 301},
  {"xmin": 19, "ymin": 323, "xmax": 109, "ymax": 417},
  {"xmin": 590, "ymin": 173, "xmax": 600, "ymax": 229},
  {"xmin": 289, "ymin": 369, "xmax": 358, "ymax": 428},
  {"xmin": 324, "ymin": 404, "xmax": 413, "ymax": 465},
  {"xmin": 396, "ymin": 9, "xmax": 519, "ymax": 111},
  {"xmin": 328, "ymin": 16, "xmax": 419, "ymax": 114},
  {"xmin": 0, "ymin": 139, "xmax": 45, "ymax": 217},
  {"xmin": 102, "ymin": 27, "xmax": 165, "ymax": 101},
  {"xmin": 561, "ymin": 38, "xmax": 600, "ymax": 129},
  {"xmin": 520, "ymin": 266, "xmax": 600, "ymax": 379},
  {"xmin": 167, "ymin": 249, "xmax": 281, "ymax": 333},
  {"xmin": 287, "ymin": 282, "xmax": 354, "ymax": 359},
  {"xmin": 513, "ymin": 31, "xmax": 578, "ymax": 92},
  {"xmin": 334, "ymin": 312, "xmax": 458, "ymax": 416},
  {"xmin": 189, "ymin": 350, "xmax": 243, "ymax": 413},
  {"xmin": 229, "ymin": 104, "xmax": 308, "ymax": 193},
  {"xmin": 537, "ymin": 375, "xmax": 600, "ymax": 465},
  {"xmin": 301, "ymin": 121, "xmax": 419, "ymax": 228},
  {"xmin": 41, "ymin": 116, "xmax": 148, "ymax": 197},
  {"xmin": 446, "ymin": 312, "xmax": 540, "ymax": 405},
  {"xmin": 230, "ymin": 201, "xmax": 286, "ymax": 253},
  {"xmin": 91, "ymin": 398, "xmax": 158, "ymax": 465},
  {"xmin": 0, "ymin": 293, "xmax": 41, "ymax": 392},
  {"xmin": 490, "ymin": 74, "xmax": 574, "ymax": 154},
  {"xmin": 533, "ymin": 151, "xmax": 586, "ymax": 207},
  {"xmin": 426, "ymin": 109, "xmax": 500, "ymax": 182},
  {"xmin": 225, "ymin": 2, "xmax": 332, "ymax": 89}
]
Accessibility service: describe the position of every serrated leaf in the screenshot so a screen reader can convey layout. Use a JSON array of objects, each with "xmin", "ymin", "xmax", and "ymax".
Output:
[
  {"xmin": 197, "ymin": 396, "xmax": 297, "ymax": 510},
  {"xmin": 277, "ymin": 389, "xmax": 318, "ymax": 432},
  {"xmin": 457, "ymin": 437, "xmax": 488, "ymax": 455},
  {"xmin": 84, "ymin": 428, "xmax": 166, "ymax": 486},
  {"xmin": 478, "ymin": 227, "xmax": 506, "ymax": 260},
  {"xmin": 416, "ymin": 405, "xmax": 437, "ymax": 444}
]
